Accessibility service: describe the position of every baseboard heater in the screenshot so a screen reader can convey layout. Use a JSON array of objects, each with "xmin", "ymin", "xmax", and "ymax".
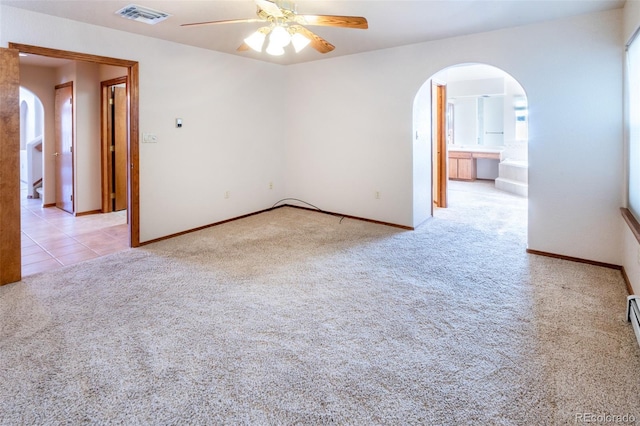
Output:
[{"xmin": 627, "ymin": 296, "xmax": 640, "ymax": 348}]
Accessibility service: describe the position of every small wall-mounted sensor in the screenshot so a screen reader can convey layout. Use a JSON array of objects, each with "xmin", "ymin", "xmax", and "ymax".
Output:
[{"xmin": 176, "ymin": 118, "xmax": 182, "ymax": 128}]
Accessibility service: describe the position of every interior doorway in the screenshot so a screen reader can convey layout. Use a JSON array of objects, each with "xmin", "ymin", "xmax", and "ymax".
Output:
[
  {"xmin": 54, "ymin": 81, "xmax": 74, "ymax": 214},
  {"xmin": 433, "ymin": 64, "xmax": 528, "ymax": 201},
  {"xmin": 0, "ymin": 44, "xmax": 140, "ymax": 285},
  {"xmin": 101, "ymin": 77, "xmax": 128, "ymax": 213},
  {"xmin": 412, "ymin": 62, "xmax": 529, "ymax": 230},
  {"xmin": 432, "ymin": 80, "xmax": 447, "ymax": 209},
  {"xmin": 19, "ymin": 86, "xmax": 44, "ymax": 201}
]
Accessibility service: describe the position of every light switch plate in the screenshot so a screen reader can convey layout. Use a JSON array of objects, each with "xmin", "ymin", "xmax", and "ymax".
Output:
[{"xmin": 142, "ymin": 133, "xmax": 157, "ymax": 143}]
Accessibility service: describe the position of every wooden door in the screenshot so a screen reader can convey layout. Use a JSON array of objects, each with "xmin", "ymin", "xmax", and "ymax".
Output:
[
  {"xmin": 432, "ymin": 81, "xmax": 447, "ymax": 208},
  {"xmin": 102, "ymin": 79, "xmax": 128, "ymax": 213},
  {"xmin": 0, "ymin": 47, "xmax": 21, "ymax": 285},
  {"xmin": 55, "ymin": 82, "xmax": 74, "ymax": 214},
  {"xmin": 113, "ymin": 86, "xmax": 128, "ymax": 211}
]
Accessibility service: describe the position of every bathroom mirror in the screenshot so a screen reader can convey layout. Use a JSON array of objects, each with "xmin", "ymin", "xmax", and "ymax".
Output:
[{"xmin": 449, "ymin": 95, "xmax": 505, "ymax": 147}]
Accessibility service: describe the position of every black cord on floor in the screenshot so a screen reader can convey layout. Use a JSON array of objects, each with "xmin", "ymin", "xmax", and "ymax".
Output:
[
  {"xmin": 271, "ymin": 198, "xmax": 346, "ymax": 224},
  {"xmin": 271, "ymin": 198, "xmax": 322, "ymax": 211}
]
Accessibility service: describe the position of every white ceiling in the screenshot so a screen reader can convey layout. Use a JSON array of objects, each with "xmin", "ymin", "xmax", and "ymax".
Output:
[{"xmin": 2, "ymin": 0, "xmax": 626, "ymax": 65}]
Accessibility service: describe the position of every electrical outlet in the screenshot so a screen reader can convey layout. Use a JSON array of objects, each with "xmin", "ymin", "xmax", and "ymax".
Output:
[
  {"xmin": 269, "ymin": 182, "xmax": 273, "ymax": 190},
  {"xmin": 224, "ymin": 191, "xmax": 230, "ymax": 199},
  {"xmin": 375, "ymin": 191, "xmax": 381, "ymax": 199}
]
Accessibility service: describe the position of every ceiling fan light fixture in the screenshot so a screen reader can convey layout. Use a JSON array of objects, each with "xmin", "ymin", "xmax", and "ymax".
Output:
[
  {"xmin": 270, "ymin": 25, "xmax": 291, "ymax": 47},
  {"xmin": 291, "ymin": 32, "xmax": 311, "ymax": 53},
  {"xmin": 266, "ymin": 40, "xmax": 285, "ymax": 56},
  {"xmin": 182, "ymin": 0, "xmax": 367, "ymax": 57},
  {"xmin": 244, "ymin": 30, "xmax": 267, "ymax": 52}
]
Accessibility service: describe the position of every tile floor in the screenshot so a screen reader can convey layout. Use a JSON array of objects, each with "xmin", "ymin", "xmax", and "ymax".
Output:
[{"xmin": 21, "ymin": 189, "xmax": 130, "ymax": 277}]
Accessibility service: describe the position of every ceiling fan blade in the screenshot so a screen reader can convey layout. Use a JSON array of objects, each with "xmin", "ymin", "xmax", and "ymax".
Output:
[
  {"xmin": 181, "ymin": 18, "xmax": 262, "ymax": 27},
  {"xmin": 256, "ymin": 0, "xmax": 284, "ymax": 18},
  {"xmin": 296, "ymin": 15, "xmax": 368, "ymax": 29},
  {"xmin": 290, "ymin": 25, "xmax": 335, "ymax": 54}
]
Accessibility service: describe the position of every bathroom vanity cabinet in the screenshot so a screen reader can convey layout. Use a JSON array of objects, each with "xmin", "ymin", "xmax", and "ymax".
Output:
[
  {"xmin": 448, "ymin": 151, "xmax": 475, "ymax": 181},
  {"xmin": 448, "ymin": 149, "xmax": 502, "ymax": 181}
]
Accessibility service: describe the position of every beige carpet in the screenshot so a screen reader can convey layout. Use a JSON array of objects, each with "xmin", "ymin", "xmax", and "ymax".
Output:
[{"xmin": 1, "ymin": 181, "xmax": 639, "ymax": 424}]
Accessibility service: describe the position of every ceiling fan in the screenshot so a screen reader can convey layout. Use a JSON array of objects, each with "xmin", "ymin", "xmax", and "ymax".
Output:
[{"xmin": 181, "ymin": 0, "xmax": 368, "ymax": 56}]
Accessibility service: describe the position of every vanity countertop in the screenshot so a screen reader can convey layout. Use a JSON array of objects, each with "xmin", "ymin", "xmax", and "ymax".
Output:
[{"xmin": 448, "ymin": 145, "xmax": 504, "ymax": 154}]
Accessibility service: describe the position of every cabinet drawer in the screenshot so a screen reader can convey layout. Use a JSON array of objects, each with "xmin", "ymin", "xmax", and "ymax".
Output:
[
  {"xmin": 448, "ymin": 151, "xmax": 472, "ymax": 159},
  {"xmin": 472, "ymin": 152, "xmax": 500, "ymax": 160}
]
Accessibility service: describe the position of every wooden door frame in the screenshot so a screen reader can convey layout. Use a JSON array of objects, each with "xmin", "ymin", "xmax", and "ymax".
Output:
[
  {"xmin": 432, "ymin": 80, "xmax": 448, "ymax": 209},
  {"xmin": 0, "ymin": 47, "xmax": 21, "ymax": 285},
  {"xmin": 54, "ymin": 81, "xmax": 75, "ymax": 214},
  {"xmin": 10, "ymin": 43, "xmax": 139, "ymax": 246},
  {"xmin": 0, "ymin": 43, "xmax": 140, "ymax": 285},
  {"xmin": 101, "ymin": 76, "xmax": 128, "ymax": 213}
]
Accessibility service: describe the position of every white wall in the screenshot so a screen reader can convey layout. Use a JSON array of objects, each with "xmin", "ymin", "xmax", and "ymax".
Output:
[
  {"xmin": 284, "ymin": 53, "xmax": 417, "ymax": 227},
  {"xmin": 524, "ymin": 12, "xmax": 622, "ymax": 265},
  {"xmin": 2, "ymin": 5, "xmax": 626, "ymax": 267},
  {"xmin": 2, "ymin": 5, "xmax": 287, "ymax": 242},
  {"xmin": 18, "ymin": 87, "xmax": 41, "ymax": 146},
  {"xmin": 22, "ymin": 62, "xmax": 129, "ymax": 211},
  {"xmin": 18, "ymin": 87, "xmax": 44, "ymax": 195},
  {"xmin": 451, "ymin": 97, "xmax": 478, "ymax": 146},
  {"xmin": 285, "ymin": 9, "xmax": 624, "ymax": 265},
  {"xmin": 412, "ymin": 80, "xmax": 432, "ymax": 226},
  {"xmin": 55, "ymin": 61, "xmax": 102, "ymax": 213},
  {"xmin": 73, "ymin": 61, "xmax": 101, "ymax": 213},
  {"xmin": 99, "ymin": 65, "xmax": 127, "ymax": 82},
  {"xmin": 622, "ymin": 1, "xmax": 640, "ymax": 295},
  {"xmin": 19, "ymin": 65, "xmax": 57, "ymax": 205},
  {"xmin": 448, "ymin": 78, "xmax": 504, "ymax": 98}
]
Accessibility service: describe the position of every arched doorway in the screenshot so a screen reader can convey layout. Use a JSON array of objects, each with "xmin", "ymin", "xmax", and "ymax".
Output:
[
  {"xmin": 19, "ymin": 87, "xmax": 45, "ymax": 199},
  {"xmin": 413, "ymin": 63, "xmax": 528, "ymax": 224}
]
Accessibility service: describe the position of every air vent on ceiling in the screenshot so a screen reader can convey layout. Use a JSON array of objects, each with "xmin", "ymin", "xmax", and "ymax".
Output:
[{"xmin": 115, "ymin": 4, "xmax": 170, "ymax": 25}]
